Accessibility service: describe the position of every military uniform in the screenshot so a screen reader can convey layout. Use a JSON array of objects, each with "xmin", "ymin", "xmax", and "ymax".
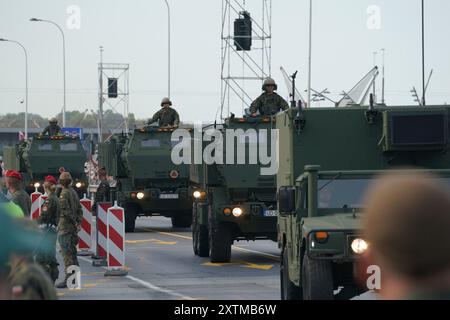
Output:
[
  {"xmin": 147, "ymin": 107, "xmax": 180, "ymax": 127},
  {"xmin": 249, "ymin": 92, "xmax": 289, "ymax": 116},
  {"xmin": 36, "ymin": 193, "xmax": 59, "ymax": 282},
  {"xmin": 57, "ymin": 187, "xmax": 82, "ymax": 281},
  {"xmin": 8, "ymin": 260, "xmax": 57, "ymax": 300},
  {"xmin": 93, "ymin": 179, "xmax": 110, "ymax": 212},
  {"xmin": 11, "ymin": 189, "xmax": 31, "ymax": 217},
  {"xmin": 42, "ymin": 124, "xmax": 62, "ymax": 136}
]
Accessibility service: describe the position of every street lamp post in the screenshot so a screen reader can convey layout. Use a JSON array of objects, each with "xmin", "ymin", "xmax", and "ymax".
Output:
[
  {"xmin": 307, "ymin": 0, "xmax": 312, "ymax": 108},
  {"xmin": 0, "ymin": 38, "xmax": 28, "ymax": 139},
  {"xmin": 30, "ymin": 18, "xmax": 67, "ymax": 126},
  {"xmin": 163, "ymin": 0, "xmax": 171, "ymax": 99}
]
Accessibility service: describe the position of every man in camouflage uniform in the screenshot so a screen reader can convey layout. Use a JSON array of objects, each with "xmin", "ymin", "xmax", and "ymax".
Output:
[
  {"xmin": 55, "ymin": 172, "xmax": 82, "ymax": 289},
  {"xmin": 250, "ymin": 78, "xmax": 289, "ymax": 116},
  {"xmin": 93, "ymin": 167, "xmax": 110, "ymax": 213},
  {"xmin": 4, "ymin": 170, "xmax": 30, "ymax": 216},
  {"xmin": 42, "ymin": 118, "xmax": 62, "ymax": 136},
  {"xmin": 146, "ymin": 97, "xmax": 180, "ymax": 127},
  {"xmin": 36, "ymin": 176, "xmax": 60, "ymax": 283},
  {"xmin": 360, "ymin": 172, "xmax": 450, "ymax": 300},
  {"xmin": 5, "ymin": 217, "xmax": 57, "ymax": 300}
]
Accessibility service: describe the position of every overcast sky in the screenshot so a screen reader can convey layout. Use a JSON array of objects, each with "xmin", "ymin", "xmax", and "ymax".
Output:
[{"xmin": 1, "ymin": 0, "xmax": 449, "ymax": 123}]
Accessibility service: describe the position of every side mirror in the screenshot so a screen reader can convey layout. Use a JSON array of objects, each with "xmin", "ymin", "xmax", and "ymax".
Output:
[{"xmin": 278, "ymin": 186, "xmax": 296, "ymax": 214}]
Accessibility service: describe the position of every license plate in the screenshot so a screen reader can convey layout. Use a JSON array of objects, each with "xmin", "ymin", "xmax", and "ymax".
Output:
[
  {"xmin": 263, "ymin": 210, "xmax": 278, "ymax": 217},
  {"xmin": 159, "ymin": 194, "xmax": 179, "ymax": 199}
]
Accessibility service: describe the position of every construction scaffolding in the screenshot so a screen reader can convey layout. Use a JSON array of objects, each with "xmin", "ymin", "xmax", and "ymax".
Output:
[
  {"xmin": 220, "ymin": 0, "xmax": 272, "ymax": 119},
  {"xmin": 98, "ymin": 51, "xmax": 130, "ymax": 142}
]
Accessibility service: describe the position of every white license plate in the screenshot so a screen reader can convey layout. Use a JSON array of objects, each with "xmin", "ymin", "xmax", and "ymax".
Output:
[
  {"xmin": 159, "ymin": 194, "xmax": 179, "ymax": 199},
  {"xmin": 263, "ymin": 210, "xmax": 278, "ymax": 217}
]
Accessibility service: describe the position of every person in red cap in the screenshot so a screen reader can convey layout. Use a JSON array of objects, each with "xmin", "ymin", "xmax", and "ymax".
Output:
[
  {"xmin": 35, "ymin": 175, "xmax": 60, "ymax": 283},
  {"xmin": 4, "ymin": 170, "xmax": 30, "ymax": 217}
]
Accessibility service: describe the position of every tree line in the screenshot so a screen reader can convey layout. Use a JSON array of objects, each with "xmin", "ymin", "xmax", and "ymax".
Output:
[{"xmin": 0, "ymin": 110, "xmax": 147, "ymax": 129}]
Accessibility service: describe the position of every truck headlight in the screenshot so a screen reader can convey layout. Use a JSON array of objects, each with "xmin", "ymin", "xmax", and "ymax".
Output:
[
  {"xmin": 351, "ymin": 238, "xmax": 368, "ymax": 255},
  {"xmin": 232, "ymin": 207, "xmax": 243, "ymax": 217},
  {"xmin": 34, "ymin": 182, "xmax": 41, "ymax": 188},
  {"xmin": 75, "ymin": 182, "xmax": 82, "ymax": 189},
  {"xmin": 137, "ymin": 192, "xmax": 145, "ymax": 200},
  {"xmin": 193, "ymin": 191, "xmax": 202, "ymax": 199}
]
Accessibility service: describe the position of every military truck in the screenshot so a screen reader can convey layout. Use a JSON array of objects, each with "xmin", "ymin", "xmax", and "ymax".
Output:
[
  {"xmin": 277, "ymin": 105, "xmax": 450, "ymax": 300},
  {"xmin": 191, "ymin": 116, "xmax": 278, "ymax": 262},
  {"xmin": 99, "ymin": 126, "xmax": 193, "ymax": 232},
  {"xmin": 3, "ymin": 135, "xmax": 88, "ymax": 195}
]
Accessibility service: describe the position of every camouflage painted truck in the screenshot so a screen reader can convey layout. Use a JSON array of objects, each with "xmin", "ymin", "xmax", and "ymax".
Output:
[
  {"xmin": 190, "ymin": 115, "xmax": 278, "ymax": 262},
  {"xmin": 99, "ymin": 126, "xmax": 194, "ymax": 232},
  {"xmin": 277, "ymin": 105, "xmax": 450, "ymax": 300},
  {"xmin": 3, "ymin": 135, "xmax": 88, "ymax": 195}
]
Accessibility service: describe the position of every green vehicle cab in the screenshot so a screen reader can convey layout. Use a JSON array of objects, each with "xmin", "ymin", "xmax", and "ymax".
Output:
[
  {"xmin": 3, "ymin": 135, "xmax": 88, "ymax": 196},
  {"xmin": 99, "ymin": 126, "xmax": 194, "ymax": 232},
  {"xmin": 191, "ymin": 115, "xmax": 278, "ymax": 263},
  {"xmin": 277, "ymin": 105, "xmax": 450, "ymax": 300}
]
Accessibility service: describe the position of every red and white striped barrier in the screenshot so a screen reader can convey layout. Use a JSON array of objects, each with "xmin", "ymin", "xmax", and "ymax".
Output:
[
  {"xmin": 105, "ymin": 201, "xmax": 128, "ymax": 276},
  {"xmin": 95, "ymin": 202, "xmax": 111, "ymax": 262},
  {"xmin": 78, "ymin": 195, "xmax": 93, "ymax": 256},
  {"xmin": 30, "ymin": 188, "xmax": 42, "ymax": 220}
]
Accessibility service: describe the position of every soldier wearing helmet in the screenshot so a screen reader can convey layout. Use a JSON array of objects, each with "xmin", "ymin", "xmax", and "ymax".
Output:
[
  {"xmin": 42, "ymin": 118, "xmax": 62, "ymax": 136},
  {"xmin": 249, "ymin": 78, "xmax": 289, "ymax": 116},
  {"xmin": 146, "ymin": 97, "xmax": 180, "ymax": 128},
  {"xmin": 55, "ymin": 171, "xmax": 82, "ymax": 289}
]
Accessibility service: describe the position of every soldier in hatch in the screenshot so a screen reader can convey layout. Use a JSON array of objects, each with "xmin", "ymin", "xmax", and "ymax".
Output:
[
  {"xmin": 249, "ymin": 78, "xmax": 289, "ymax": 116},
  {"xmin": 42, "ymin": 118, "xmax": 62, "ymax": 136},
  {"xmin": 146, "ymin": 97, "xmax": 180, "ymax": 127}
]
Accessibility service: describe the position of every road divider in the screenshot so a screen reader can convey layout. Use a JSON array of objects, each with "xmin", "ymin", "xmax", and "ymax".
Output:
[
  {"xmin": 105, "ymin": 201, "xmax": 128, "ymax": 277},
  {"xmin": 78, "ymin": 195, "xmax": 93, "ymax": 256}
]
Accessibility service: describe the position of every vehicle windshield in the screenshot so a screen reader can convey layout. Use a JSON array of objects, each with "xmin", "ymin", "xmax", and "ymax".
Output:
[
  {"xmin": 318, "ymin": 176, "xmax": 450, "ymax": 209},
  {"xmin": 59, "ymin": 143, "xmax": 78, "ymax": 152}
]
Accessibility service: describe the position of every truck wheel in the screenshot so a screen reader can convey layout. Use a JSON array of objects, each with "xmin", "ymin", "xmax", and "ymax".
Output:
[
  {"xmin": 172, "ymin": 213, "xmax": 192, "ymax": 228},
  {"xmin": 280, "ymin": 249, "xmax": 302, "ymax": 300},
  {"xmin": 192, "ymin": 205, "xmax": 199, "ymax": 255},
  {"xmin": 302, "ymin": 254, "xmax": 334, "ymax": 300},
  {"xmin": 197, "ymin": 225, "xmax": 209, "ymax": 257},
  {"xmin": 124, "ymin": 204, "xmax": 137, "ymax": 233},
  {"xmin": 209, "ymin": 223, "xmax": 231, "ymax": 263}
]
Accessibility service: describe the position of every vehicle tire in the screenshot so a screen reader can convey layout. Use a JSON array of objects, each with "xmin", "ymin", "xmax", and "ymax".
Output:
[
  {"xmin": 280, "ymin": 249, "xmax": 302, "ymax": 300},
  {"xmin": 124, "ymin": 204, "xmax": 137, "ymax": 233},
  {"xmin": 192, "ymin": 205, "xmax": 199, "ymax": 256},
  {"xmin": 209, "ymin": 222, "xmax": 231, "ymax": 263},
  {"xmin": 302, "ymin": 254, "xmax": 334, "ymax": 300},
  {"xmin": 172, "ymin": 213, "xmax": 192, "ymax": 228},
  {"xmin": 197, "ymin": 225, "xmax": 209, "ymax": 257}
]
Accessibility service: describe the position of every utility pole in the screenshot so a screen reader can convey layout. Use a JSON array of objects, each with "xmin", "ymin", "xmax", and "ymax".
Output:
[
  {"xmin": 98, "ymin": 46, "xmax": 104, "ymax": 143},
  {"xmin": 421, "ymin": 0, "xmax": 426, "ymax": 106},
  {"xmin": 307, "ymin": 0, "xmax": 313, "ymax": 109}
]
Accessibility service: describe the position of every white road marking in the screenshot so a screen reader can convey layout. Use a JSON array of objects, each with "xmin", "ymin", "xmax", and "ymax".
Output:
[{"xmin": 78, "ymin": 256, "xmax": 194, "ymax": 300}]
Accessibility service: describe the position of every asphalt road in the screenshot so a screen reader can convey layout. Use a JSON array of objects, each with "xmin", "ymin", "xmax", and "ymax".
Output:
[{"xmin": 56, "ymin": 216, "xmax": 281, "ymax": 300}]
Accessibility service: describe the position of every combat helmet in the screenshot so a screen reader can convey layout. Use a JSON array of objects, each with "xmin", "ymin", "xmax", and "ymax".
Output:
[
  {"xmin": 161, "ymin": 97, "xmax": 172, "ymax": 107},
  {"xmin": 49, "ymin": 117, "xmax": 58, "ymax": 124},
  {"xmin": 262, "ymin": 77, "xmax": 278, "ymax": 91}
]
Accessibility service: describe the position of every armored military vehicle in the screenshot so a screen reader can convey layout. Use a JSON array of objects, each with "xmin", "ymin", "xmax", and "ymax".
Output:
[
  {"xmin": 3, "ymin": 135, "xmax": 88, "ymax": 195},
  {"xmin": 99, "ymin": 126, "xmax": 193, "ymax": 232},
  {"xmin": 190, "ymin": 115, "xmax": 278, "ymax": 262},
  {"xmin": 277, "ymin": 105, "xmax": 450, "ymax": 300}
]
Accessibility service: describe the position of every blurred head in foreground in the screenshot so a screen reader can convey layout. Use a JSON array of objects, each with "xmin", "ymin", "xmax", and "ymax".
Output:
[{"xmin": 360, "ymin": 171, "xmax": 450, "ymax": 300}]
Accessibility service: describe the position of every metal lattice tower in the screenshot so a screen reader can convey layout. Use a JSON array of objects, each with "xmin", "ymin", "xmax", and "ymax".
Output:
[
  {"xmin": 98, "ymin": 52, "xmax": 130, "ymax": 142},
  {"xmin": 220, "ymin": 0, "xmax": 272, "ymax": 119}
]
